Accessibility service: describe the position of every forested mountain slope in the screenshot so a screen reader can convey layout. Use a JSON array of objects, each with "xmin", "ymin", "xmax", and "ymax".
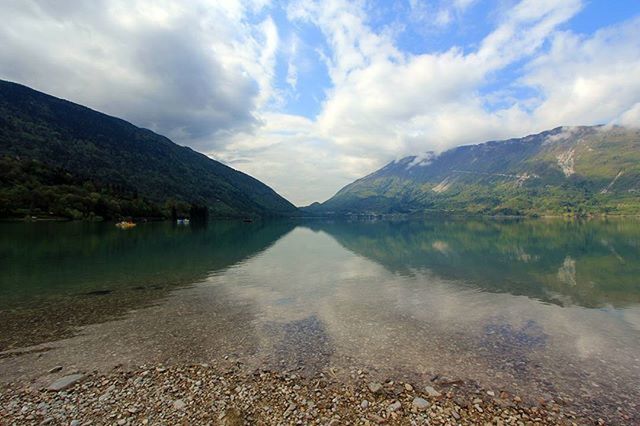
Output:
[{"xmin": 0, "ymin": 80, "xmax": 297, "ymax": 220}]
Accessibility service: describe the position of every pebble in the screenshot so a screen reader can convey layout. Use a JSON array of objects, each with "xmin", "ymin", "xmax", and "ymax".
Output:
[
  {"xmin": 284, "ymin": 402, "xmax": 297, "ymax": 418},
  {"xmin": 424, "ymin": 385, "xmax": 442, "ymax": 398},
  {"xmin": 221, "ymin": 407, "xmax": 244, "ymax": 426},
  {"xmin": 47, "ymin": 374, "xmax": 86, "ymax": 392},
  {"xmin": 367, "ymin": 382, "xmax": 383, "ymax": 394},
  {"xmin": 412, "ymin": 397, "xmax": 429, "ymax": 411},
  {"xmin": 388, "ymin": 401, "xmax": 402, "ymax": 412},
  {"xmin": 0, "ymin": 364, "xmax": 585, "ymax": 425},
  {"xmin": 404, "ymin": 383, "xmax": 413, "ymax": 392},
  {"xmin": 48, "ymin": 366, "xmax": 63, "ymax": 374}
]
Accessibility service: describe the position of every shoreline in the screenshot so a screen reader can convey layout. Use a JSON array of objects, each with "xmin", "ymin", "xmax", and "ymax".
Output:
[
  {"xmin": 0, "ymin": 363, "xmax": 593, "ymax": 425},
  {"xmin": 4, "ymin": 211, "xmax": 640, "ymax": 223}
]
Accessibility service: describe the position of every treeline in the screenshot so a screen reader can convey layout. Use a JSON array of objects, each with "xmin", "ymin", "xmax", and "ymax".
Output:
[{"xmin": 0, "ymin": 156, "xmax": 208, "ymax": 221}]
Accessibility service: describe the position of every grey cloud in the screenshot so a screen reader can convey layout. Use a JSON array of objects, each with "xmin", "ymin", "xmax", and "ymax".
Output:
[
  {"xmin": 0, "ymin": 0, "xmax": 262, "ymax": 150},
  {"xmin": 128, "ymin": 26, "xmax": 260, "ymax": 142}
]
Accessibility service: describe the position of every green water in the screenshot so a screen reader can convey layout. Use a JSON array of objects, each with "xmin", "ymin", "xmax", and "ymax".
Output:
[
  {"xmin": 1, "ymin": 218, "xmax": 639, "ymax": 421},
  {"xmin": 0, "ymin": 220, "xmax": 295, "ymax": 349},
  {"xmin": 0, "ymin": 220, "xmax": 293, "ymax": 306}
]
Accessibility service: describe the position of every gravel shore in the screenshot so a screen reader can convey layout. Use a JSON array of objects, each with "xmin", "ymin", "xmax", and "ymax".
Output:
[{"xmin": 0, "ymin": 363, "xmax": 600, "ymax": 425}]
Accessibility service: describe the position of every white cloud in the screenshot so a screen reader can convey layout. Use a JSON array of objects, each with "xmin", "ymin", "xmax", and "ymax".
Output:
[
  {"xmin": 524, "ymin": 16, "xmax": 640, "ymax": 126},
  {"xmin": 244, "ymin": 0, "xmax": 638, "ymax": 205},
  {"xmin": 256, "ymin": 0, "xmax": 591, "ymax": 201},
  {"xmin": 285, "ymin": 34, "xmax": 300, "ymax": 90},
  {"xmin": 408, "ymin": 0, "xmax": 477, "ymax": 29},
  {"xmin": 1, "ymin": 0, "xmax": 639, "ymax": 206},
  {"xmin": 615, "ymin": 103, "xmax": 640, "ymax": 128}
]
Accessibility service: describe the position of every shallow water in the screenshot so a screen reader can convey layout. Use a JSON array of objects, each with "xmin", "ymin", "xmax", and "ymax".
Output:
[{"xmin": 1, "ymin": 218, "xmax": 639, "ymax": 421}]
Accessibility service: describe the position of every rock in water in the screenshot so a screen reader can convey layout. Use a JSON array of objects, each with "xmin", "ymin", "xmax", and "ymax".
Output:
[
  {"xmin": 387, "ymin": 401, "xmax": 402, "ymax": 412},
  {"xmin": 283, "ymin": 403, "xmax": 297, "ymax": 418},
  {"xmin": 221, "ymin": 407, "xmax": 244, "ymax": 426},
  {"xmin": 412, "ymin": 397, "xmax": 429, "ymax": 411},
  {"xmin": 424, "ymin": 386, "xmax": 441, "ymax": 398},
  {"xmin": 368, "ymin": 382, "xmax": 383, "ymax": 394},
  {"xmin": 47, "ymin": 374, "xmax": 85, "ymax": 392},
  {"xmin": 172, "ymin": 399, "xmax": 186, "ymax": 410}
]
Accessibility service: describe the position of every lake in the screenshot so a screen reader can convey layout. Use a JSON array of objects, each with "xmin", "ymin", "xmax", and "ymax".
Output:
[{"xmin": 1, "ymin": 218, "xmax": 639, "ymax": 422}]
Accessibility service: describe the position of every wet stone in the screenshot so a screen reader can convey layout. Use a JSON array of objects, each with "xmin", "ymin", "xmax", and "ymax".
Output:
[
  {"xmin": 388, "ymin": 401, "xmax": 402, "ymax": 412},
  {"xmin": 424, "ymin": 386, "xmax": 442, "ymax": 398},
  {"xmin": 221, "ymin": 407, "xmax": 244, "ymax": 426},
  {"xmin": 47, "ymin": 374, "xmax": 86, "ymax": 392},
  {"xmin": 412, "ymin": 397, "xmax": 429, "ymax": 411},
  {"xmin": 368, "ymin": 382, "xmax": 383, "ymax": 394}
]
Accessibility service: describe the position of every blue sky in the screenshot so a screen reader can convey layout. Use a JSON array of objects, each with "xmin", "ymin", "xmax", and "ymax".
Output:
[
  {"xmin": 269, "ymin": 0, "xmax": 640, "ymax": 119},
  {"xmin": 1, "ymin": 0, "xmax": 639, "ymax": 205}
]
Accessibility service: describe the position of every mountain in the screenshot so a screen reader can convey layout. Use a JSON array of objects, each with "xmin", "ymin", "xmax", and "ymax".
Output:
[
  {"xmin": 0, "ymin": 80, "xmax": 297, "ymax": 220},
  {"xmin": 309, "ymin": 126, "xmax": 640, "ymax": 216}
]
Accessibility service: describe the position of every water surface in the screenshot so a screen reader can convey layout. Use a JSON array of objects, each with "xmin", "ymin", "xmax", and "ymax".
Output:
[{"xmin": 1, "ymin": 218, "xmax": 639, "ymax": 422}]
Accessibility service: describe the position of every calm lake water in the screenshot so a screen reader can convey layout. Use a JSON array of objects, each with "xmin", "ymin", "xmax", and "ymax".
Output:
[{"xmin": 1, "ymin": 219, "xmax": 639, "ymax": 421}]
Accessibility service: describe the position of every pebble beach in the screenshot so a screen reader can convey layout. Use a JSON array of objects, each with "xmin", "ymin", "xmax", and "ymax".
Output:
[{"xmin": 1, "ymin": 362, "xmax": 610, "ymax": 425}]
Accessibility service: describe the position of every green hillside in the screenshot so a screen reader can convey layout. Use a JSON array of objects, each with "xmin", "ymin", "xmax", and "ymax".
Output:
[
  {"xmin": 310, "ymin": 126, "xmax": 640, "ymax": 216},
  {"xmin": 0, "ymin": 80, "xmax": 297, "ymax": 220}
]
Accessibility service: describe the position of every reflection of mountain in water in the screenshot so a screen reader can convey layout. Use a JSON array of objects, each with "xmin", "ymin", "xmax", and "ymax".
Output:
[
  {"xmin": 307, "ymin": 219, "xmax": 640, "ymax": 308},
  {"xmin": 0, "ymin": 220, "xmax": 295, "ymax": 349}
]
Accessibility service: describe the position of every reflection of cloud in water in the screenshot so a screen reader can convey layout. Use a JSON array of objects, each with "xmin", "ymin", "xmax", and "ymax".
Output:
[
  {"xmin": 203, "ymin": 227, "xmax": 640, "ymax": 408},
  {"xmin": 557, "ymin": 256, "xmax": 577, "ymax": 287},
  {"xmin": 510, "ymin": 246, "xmax": 537, "ymax": 263},
  {"xmin": 431, "ymin": 240, "xmax": 451, "ymax": 254}
]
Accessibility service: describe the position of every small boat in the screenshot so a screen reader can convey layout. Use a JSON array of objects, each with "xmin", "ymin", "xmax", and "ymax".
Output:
[
  {"xmin": 115, "ymin": 221, "xmax": 136, "ymax": 229},
  {"xmin": 177, "ymin": 218, "xmax": 190, "ymax": 225}
]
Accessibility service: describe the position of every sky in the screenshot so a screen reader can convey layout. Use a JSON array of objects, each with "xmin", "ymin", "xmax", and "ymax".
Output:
[{"xmin": 1, "ymin": 0, "xmax": 639, "ymax": 206}]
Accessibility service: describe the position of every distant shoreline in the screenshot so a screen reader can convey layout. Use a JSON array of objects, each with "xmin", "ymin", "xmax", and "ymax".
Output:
[{"xmin": 3, "ymin": 212, "xmax": 640, "ymax": 223}]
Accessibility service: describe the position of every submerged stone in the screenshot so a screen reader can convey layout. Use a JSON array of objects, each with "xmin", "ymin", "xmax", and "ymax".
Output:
[
  {"xmin": 412, "ymin": 397, "xmax": 429, "ymax": 411},
  {"xmin": 368, "ymin": 382, "xmax": 383, "ymax": 394},
  {"xmin": 221, "ymin": 407, "xmax": 244, "ymax": 426},
  {"xmin": 424, "ymin": 385, "xmax": 442, "ymax": 398},
  {"xmin": 47, "ymin": 374, "xmax": 85, "ymax": 391},
  {"xmin": 388, "ymin": 401, "xmax": 402, "ymax": 412}
]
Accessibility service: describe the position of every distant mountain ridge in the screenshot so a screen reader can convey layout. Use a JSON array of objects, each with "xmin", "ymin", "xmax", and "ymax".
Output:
[
  {"xmin": 0, "ymin": 79, "xmax": 297, "ymax": 220},
  {"xmin": 308, "ymin": 125, "xmax": 640, "ymax": 216}
]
